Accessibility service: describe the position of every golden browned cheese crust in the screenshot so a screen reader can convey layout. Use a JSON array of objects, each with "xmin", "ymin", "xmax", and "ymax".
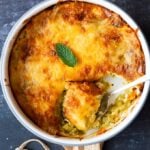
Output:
[{"xmin": 9, "ymin": 1, "xmax": 145, "ymax": 136}]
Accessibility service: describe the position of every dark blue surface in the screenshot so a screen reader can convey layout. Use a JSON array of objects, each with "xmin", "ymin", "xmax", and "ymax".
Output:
[{"xmin": 0, "ymin": 0, "xmax": 150, "ymax": 149}]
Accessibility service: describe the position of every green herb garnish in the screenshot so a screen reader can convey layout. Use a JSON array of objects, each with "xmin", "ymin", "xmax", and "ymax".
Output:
[{"xmin": 55, "ymin": 43, "xmax": 77, "ymax": 67}]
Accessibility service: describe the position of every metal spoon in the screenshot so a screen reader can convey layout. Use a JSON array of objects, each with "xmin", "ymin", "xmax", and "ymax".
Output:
[{"xmin": 98, "ymin": 74, "xmax": 150, "ymax": 117}]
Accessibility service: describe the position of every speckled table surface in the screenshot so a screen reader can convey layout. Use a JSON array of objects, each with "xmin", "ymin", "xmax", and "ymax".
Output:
[{"xmin": 0, "ymin": 0, "xmax": 150, "ymax": 149}]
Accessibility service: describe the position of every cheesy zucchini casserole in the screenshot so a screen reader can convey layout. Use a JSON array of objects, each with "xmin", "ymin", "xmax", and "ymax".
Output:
[{"xmin": 9, "ymin": 1, "xmax": 144, "ymax": 138}]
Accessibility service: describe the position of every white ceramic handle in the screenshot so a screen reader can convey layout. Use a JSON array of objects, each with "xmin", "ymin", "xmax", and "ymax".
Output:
[{"xmin": 111, "ymin": 74, "xmax": 150, "ymax": 95}]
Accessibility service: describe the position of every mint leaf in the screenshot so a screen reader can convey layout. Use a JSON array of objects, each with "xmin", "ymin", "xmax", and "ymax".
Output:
[{"xmin": 55, "ymin": 43, "xmax": 77, "ymax": 67}]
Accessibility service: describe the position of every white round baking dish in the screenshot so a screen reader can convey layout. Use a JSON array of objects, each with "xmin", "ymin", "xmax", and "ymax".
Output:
[{"xmin": 1, "ymin": 0, "xmax": 150, "ymax": 146}]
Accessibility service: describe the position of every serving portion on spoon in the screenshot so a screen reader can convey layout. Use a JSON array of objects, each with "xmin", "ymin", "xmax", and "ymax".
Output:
[{"xmin": 98, "ymin": 74, "xmax": 150, "ymax": 118}]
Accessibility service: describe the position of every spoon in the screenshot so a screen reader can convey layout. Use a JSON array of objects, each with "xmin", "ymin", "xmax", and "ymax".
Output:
[{"xmin": 98, "ymin": 74, "xmax": 150, "ymax": 117}]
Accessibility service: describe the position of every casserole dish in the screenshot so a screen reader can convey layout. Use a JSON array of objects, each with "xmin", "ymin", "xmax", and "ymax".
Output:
[{"xmin": 1, "ymin": 0, "xmax": 150, "ymax": 146}]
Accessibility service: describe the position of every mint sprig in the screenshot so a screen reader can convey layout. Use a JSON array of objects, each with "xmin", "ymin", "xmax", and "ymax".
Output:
[{"xmin": 55, "ymin": 43, "xmax": 77, "ymax": 67}]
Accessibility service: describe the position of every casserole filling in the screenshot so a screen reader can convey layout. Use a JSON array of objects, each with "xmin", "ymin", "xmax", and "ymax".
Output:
[{"xmin": 63, "ymin": 82, "xmax": 102, "ymax": 131}]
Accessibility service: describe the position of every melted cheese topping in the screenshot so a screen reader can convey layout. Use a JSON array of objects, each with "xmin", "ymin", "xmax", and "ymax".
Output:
[{"xmin": 9, "ymin": 2, "xmax": 144, "ymax": 137}]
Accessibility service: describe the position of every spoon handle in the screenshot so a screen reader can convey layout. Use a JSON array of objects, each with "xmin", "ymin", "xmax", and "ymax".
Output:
[{"xmin": 111, "ymin": 74, "xmax": 150, "ymax": 95}]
